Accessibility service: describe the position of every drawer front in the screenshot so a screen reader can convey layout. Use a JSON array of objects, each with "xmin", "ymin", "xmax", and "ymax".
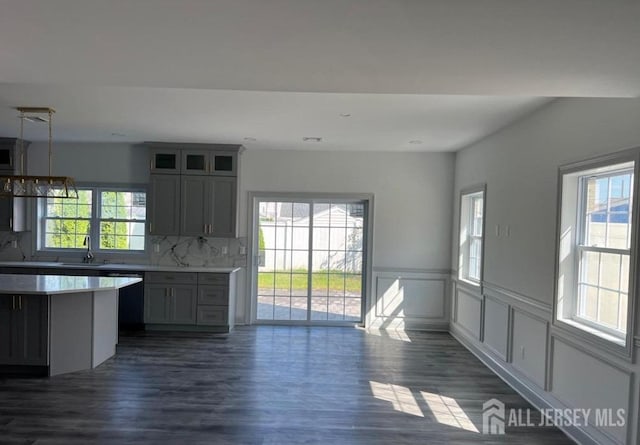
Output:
[
  {"xmin": 145, "ymin": 272, "xmax": 197, "ymax": 284},
  {"xmin": 197, "ymin": 306, "xmax": 228, "ymax": 326},
  {"xmin": 198, "ymin": 273, "xmax": 228, "ymax": 286},
  {"xmin": 198, "ymin": 286, "xmax": 228, "ymax": 305}
]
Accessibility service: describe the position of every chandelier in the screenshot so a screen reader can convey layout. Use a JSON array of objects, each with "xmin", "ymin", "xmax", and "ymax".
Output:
[{"xmin": 0, "ymin": 107, "xmax": 78, "ymax": 199}]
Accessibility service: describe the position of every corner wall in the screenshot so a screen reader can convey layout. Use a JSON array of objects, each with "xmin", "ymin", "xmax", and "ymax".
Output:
[{"xmin": 451, "ymin": 98, "xmax": 640, "ymax": 445}]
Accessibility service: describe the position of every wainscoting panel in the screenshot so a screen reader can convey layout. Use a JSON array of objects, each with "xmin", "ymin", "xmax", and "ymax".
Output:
[
  {"xmin": 369, "ymin": 269, "xmax": 449, "ymax": 330},
  {"xmin": 511, "ymin": 309, "xmax": 548, "ymax": 389},
  {"xmin": 483, "ymin": 296, "xmax": 509, "ymax": 360},
  {"xmin": 454, "ymin": 285, "xmax": 482, "ymax": 339},
  {"xmin": 551, "ymin": 337, "xmax": 631, "ymax": 444}
]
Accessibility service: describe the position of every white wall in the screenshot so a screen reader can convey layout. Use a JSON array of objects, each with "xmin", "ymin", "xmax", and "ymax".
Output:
[
  {"xmin": 238, "ymin": 149, "xmax": 455, "ymax": 325},
  {"xmin": 450, "ymin": 97, "xmax": 640, "ymax": 445}
]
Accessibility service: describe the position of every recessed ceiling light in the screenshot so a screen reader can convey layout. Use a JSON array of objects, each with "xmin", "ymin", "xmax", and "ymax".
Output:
[
  {"xmin": 303, "ymin": 137, "xmax": 322, "ymax": 142},
  {"xmin": 111, "ymin": 132, "xmax": 126, "ymax": 137},
  {"xmin": 409, "ymin": 140, "xmax": 423, "ymax": 144},
  {"xmin": 243, "ymin": 137, "xmax": 257, "ymax": 142},
  {"xmin": 339, "ymin": 113, "xmax": 351, "ymax": 117}
]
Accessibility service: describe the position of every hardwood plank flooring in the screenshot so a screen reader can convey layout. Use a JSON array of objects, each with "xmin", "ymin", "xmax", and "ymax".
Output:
[{"xmin": 0, "ymin": 327, "xmax": 573, "ymax": 444}]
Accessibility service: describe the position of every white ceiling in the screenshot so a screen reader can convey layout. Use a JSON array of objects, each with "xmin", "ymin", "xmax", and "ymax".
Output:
[{"xmin": 1, "ymin": 0, "xmax": 639, "ymax": 150}]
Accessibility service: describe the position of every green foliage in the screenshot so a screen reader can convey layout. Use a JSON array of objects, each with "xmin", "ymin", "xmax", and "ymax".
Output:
[{"xmin": 258, "ymin": 227, "xmax": 266, "ymax": 250}]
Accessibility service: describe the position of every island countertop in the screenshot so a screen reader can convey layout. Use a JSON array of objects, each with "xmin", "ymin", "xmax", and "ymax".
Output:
[{"xmin": 0, "ymin": 274, "xmax": 142, "ymax": 295}]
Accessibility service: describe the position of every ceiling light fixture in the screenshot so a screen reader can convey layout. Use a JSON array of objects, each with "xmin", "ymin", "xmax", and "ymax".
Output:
[
  {"xmin": 0, "ymin": 107, "xmax": 78, "ymax": 199},
  {"xmin": 339, "ymin": 113, "xmax": 351, "ymax": 117},
  {"xmin": 243, "ymin": 137, "xmax": 257, "ymax": 142},
  {"xmin": 409, "ymin": 140, "xmax": 423, "ymax": 144},
  {"xmin": 302, "ymin": 137, "xmax": 322, "ymax": 142}
]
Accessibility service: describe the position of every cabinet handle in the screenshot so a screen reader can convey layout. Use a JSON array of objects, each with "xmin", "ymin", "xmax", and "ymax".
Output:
[
  {"xmin": 208, "ymin": 160, "xmax": 212, "ymax": 173},
  {"xmin": 18, "ymin": 295, "xmax": 22, "ymax": 310},
  {"xmin": 149, "ymin": 223, "xmax": 153, "ymax": 233},
  {"xmin": 150, "ymin": 159, "xmax": 153, "ymax": 170},
  {"xmin": 9, "ymin": 218, "xmax": 13, "ymax": 230},
  {"xmin": 12, "ymin": 295, "xmax": 15, "ymax": 310}
]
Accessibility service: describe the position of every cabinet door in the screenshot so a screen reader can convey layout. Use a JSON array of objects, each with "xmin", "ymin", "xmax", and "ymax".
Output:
[
  {"xmin": 211, "ymin": 177, "xmax": 237, "ymax": 237},
  {"xmin": 149, "ymin": 175, "xmax": 180, "ymax": 235},
  {"xmin": 14, "ymin": 295, "xmax": 48, "ymax": 365},
  {"xmin": 169, "ymin": 286, "xmax": 197, "ymax": 324},
  {"xmin": 144, "ymin": 285, "xmax": 171, "ymax": 323},
  {"xmin": 0, "ymin": 197, "xmax": 13, "ymax": 232},
  {"xmin": 181, "ymin": 150, "xmax": 209, "ymax": 175},
  {"xmin": 0, "ymin": 295, "xmax": 14, "ymax": 364},
  {"xmin": 181, "ymin": 176, "xmax": 208, "ymax": 236},
  {"xmin": 211, "ymin": 152, "xmax": 237, "ymax": 176},
  {"xmin": 150, "ymin": 149, "xmax": 181, "ymax": 174}
]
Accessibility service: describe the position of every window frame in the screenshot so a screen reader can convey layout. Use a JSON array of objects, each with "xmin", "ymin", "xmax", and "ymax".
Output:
[
  {"xmin": 35, "ymin": 183, "xmax": 149, "ymax": 259},
  {"xmin": 553, "ymin": 149, "xmax": 639, "ymax": 357},
  {"xmin": 458, "ymin": 185, "xmax": 486, "ymax": 287}
]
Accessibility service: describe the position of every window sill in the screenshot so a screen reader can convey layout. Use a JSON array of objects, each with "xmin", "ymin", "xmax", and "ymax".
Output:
[
  {"xmin": 458, "ymin": 277, "xmax": 481, "ymax": 288},
  {"xmin": 558, "ymin": 318, "xmax": 626, "ymax": 348}
]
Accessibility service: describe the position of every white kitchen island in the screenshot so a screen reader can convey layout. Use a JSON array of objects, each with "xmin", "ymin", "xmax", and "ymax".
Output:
[{"xmin": 0, "ymin": 274, "xmax": 142, "ymax": 376}]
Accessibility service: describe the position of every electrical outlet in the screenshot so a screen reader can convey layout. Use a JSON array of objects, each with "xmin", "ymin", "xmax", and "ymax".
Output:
[
  {"xmin": 505, "ymin": 225, "xmax": 511, "ymax": 238},
  {"xmin": 239, "ymin": 245, "xmax": 247, "ymax": 255},
  {"xmin": 495, "ymin": 225, "xmax": 500, "ymax": 237},
  {"xmin": 221, "ymin": 246, "xmax": 228, "ymax": 255}
]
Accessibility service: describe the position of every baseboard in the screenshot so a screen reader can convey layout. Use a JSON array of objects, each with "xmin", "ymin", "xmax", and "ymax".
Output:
[{"xmin": 450, "ymin": 324, "xmax": 612, "ymax": 445}]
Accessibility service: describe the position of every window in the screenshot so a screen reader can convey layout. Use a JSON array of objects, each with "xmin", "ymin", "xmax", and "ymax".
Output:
[
  {"xmin": 459, "ymin": 187, "xmax": 485, "ymax": 284},
  {"xmin": 556, "ymin": 157, "xmax": 635, "ymax": 347},
  {"xmin": 40, "ymin": 186, "xmax": 147, "ymax": 253}
]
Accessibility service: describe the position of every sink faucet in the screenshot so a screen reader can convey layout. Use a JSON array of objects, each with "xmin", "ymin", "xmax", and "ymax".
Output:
[{"xmin": 82, "ymin": 235, "xmax": 94, "ymax": 263}]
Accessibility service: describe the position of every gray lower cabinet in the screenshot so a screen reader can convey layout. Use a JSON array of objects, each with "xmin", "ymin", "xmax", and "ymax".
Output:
[
  {"xmin": 148, "ymin": 174, "xmax": 180, "ymax": 235},
  {"xmin": 144, "ymin": 282, "xmax": 197, "ymax": 325},
  {"xmin": 144, "ymin": 271, "xmax": 236, "ymax": 332},
  {"xmin": 0, "ymin": 294, "xmax": 48, "ymax": 366}
]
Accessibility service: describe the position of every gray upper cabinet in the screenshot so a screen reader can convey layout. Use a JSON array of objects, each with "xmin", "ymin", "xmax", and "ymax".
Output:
[
  {"xmin": 181, "ymin": 149, "xmax": 238, "ymax": 176},
  {"xmin": 211, "ymin": 177, "xmax": 237, "ymax": 237},
  {"xmin": 0, "ymin": 138, "xmax": 30, "ymax": 232},
  {"xmin": 181, "ymin": 176, "xmax": 237, "ymax": 237},
  {"xmin": 147, "ymin": 142, "xmax": 241, "ymax": 237},
  {"xmin": 149, "ymin": 174, "xmax": 180, "ymax": 235},
  {"xmin": 181, "ymin": 176, "xmax": 210, "ymax": 236},
  {"xmin": 150, "ymin": 148, "xmax": 181, "ymax": 174},
  {"xmin": 181, "ymin": 150, "xmax": 209, "ymax": 175}
]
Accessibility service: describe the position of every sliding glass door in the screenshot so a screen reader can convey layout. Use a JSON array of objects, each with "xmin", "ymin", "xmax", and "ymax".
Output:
[{"xmin": 253, "ymin": 198, "xmax": 367, "ymax": 324}]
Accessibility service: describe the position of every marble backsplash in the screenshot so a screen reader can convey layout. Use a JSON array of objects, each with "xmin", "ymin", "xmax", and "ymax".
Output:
[{"xmin": 0, "ymin": 231, "xmax": 247, "ymax": 268}]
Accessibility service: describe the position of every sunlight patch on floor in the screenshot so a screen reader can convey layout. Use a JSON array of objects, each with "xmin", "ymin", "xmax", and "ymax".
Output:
[
  {"xmin": 369, "ymin": 381, "xmax": 423, "ymax": 417},
  {"xmin": 421, "ymin": 391, "xmax": 479, "ymax": 433}
]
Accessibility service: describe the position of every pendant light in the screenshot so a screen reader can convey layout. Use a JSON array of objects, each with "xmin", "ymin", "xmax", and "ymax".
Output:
[{"xmin": 0, "ymin": 107, "xmax": 78, "ymax": 199}]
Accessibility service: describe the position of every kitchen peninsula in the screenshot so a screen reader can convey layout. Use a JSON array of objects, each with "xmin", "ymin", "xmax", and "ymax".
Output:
[{"xmin": 0, "ymin": 274, "xmax": 142, "ymax": 376}]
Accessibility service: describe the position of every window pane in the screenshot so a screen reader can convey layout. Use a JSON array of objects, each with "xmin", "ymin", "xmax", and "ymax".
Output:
[
  {"xmin": 598, "ymin": 290, "xmax": 620, "ymax": 328},
  {"xmin": 578, "ymin": 285, "xmax": 598, "ymax": 320},
  {"xmin": 584, "ymin": 172, "xmax": 633, "ymax": 249},
  {"xmin": 580, "ymin": 251, "xmax": 599, "ymax": 286},
  {"xmin": 599, "ymin": 253, "xmax": 621, "ymax": 291}
]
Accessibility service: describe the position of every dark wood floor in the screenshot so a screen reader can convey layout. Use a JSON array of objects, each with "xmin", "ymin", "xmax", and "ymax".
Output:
[{"xmin": 0, "ymin": 327, "xmax": 573, "ymax": 444}]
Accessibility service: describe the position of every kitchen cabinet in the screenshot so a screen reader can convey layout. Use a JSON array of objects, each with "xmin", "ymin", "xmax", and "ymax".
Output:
[
  {"xmin": 150, "ymin": 148, "xmax": 181, "ymax": 174},
  {"xmin": 144, "ymin": 272, "xmax": 197, "ymax": 325},
  {"xmin": 147, "ymin": 143, "xmax": 241, "ymax": 237},
  {"xmin": 144, "ymin": 271, "xmax": 236, "ymax": 332},
  {"xmin": 148, "ymin": 174, "xmax": 180, "ymax": 235},
  {"xmin": 180, "ymin": 176, "xmax": 237, "ymax": 237},
  {"xmin": 0, "ymin": 138, "xmax": 30, "ymax": 232},
  {"xmin": 0, "ymin": 294, "xmax": 48, "ymax": 366},
  {"xmin": 181, "ymin": 149, "xmax": 238, "ymax": 176}
]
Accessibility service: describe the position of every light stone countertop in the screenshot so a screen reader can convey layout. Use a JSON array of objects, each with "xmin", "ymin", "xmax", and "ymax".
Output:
[
  {"xmin": 0, "ymin": 274, "xmax": 142, "ymax": 295},
  {"xmin": 0, "ymin": 261, "xmax": 242, "ymax": 274}
]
